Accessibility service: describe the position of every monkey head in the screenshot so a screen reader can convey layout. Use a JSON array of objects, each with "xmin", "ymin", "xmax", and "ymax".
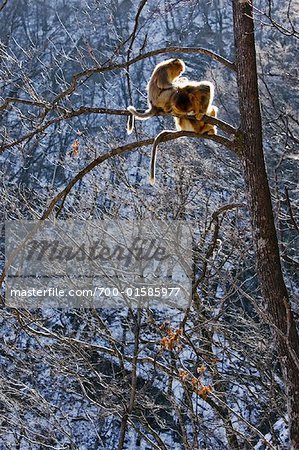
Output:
[
  {"xmin": 171, "ymin": 92, "xmax": 193, "ymax": 116},
  {"xmin": 168, "ymin": 58, "xmax": 186, "ymax": 79},
  {"xmin": 172, "ymin": 81, "xmax": 214, "ymax": 118}
]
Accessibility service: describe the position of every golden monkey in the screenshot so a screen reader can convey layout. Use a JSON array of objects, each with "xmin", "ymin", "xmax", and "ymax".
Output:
[
  {"xmin": 149, "ymin": 80, "xmax": 217, "ymax": 185},
  {"xmin": 172, "ymin": 80, "xmax": 217, "ymax": 134},
  {"xmin": 127, "ymin": 58, "xmax": 185, "ymax": 134},
  {"xmin": 171, "ymin": 80, "xmax": 215, "ymax": 120}
]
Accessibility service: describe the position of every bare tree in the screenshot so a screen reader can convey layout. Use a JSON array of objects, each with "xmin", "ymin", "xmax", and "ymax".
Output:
[{"xmin": 0, "ymin": 0, "xmax": 298, "ymax": 449}]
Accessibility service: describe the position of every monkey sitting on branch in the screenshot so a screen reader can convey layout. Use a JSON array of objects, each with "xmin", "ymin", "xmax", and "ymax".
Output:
[
  {"xmin": 127, "ymin": 58, "xmax": 186, "ymax": 134},
  {"xmin": 126, "ymin": 58, "xmax": 219, "ymax": 183},
  {"xmin": 174, "ymin": 105, "xmax": 218, "ymax": 135},
  {"xmin": 171, "ymin": 79, "xmax": 218, "ymax": 135},
  {"xmin": 149, "ymin": 79, "xmax": 218, "ymax": 185}
]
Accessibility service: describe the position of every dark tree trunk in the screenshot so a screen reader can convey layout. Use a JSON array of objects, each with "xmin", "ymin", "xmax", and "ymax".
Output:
[{"xmin": 232, "ymin": 1, "xmax": 299, "ymax": 448}]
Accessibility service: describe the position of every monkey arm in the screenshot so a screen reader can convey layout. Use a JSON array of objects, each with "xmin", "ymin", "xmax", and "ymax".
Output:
[{"xmin": 159, "ymin": 112, "xmax": 238, "ymax": 136}]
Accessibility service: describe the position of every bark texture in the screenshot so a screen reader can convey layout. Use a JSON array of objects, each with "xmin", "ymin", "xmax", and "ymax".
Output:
[{"xmin": 232, "ymin": 1, "xmax": 299, "ymax": 448}]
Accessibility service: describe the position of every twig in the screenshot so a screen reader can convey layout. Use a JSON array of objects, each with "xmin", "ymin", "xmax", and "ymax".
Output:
[
  {"xmin": 285, "ymin": 185, "xmax": 299, "ymax": 234},
  {"xmin": 0, "ymin": 0, "xmax": 8, "ymax": 12},
  {"xmin": 52, "ymin": 46, "xmax": 235, "ymax": 104},
  {"xmin": 0, "ymin": 106, "xmax": 237, "ymax": 153},
  {"xmin": 1, "ymin": 130, "xmax": 239, "ymax": 288},
  {"xmin": 125, "ymin": 0, "xmax": 149, "ymax": 101}
]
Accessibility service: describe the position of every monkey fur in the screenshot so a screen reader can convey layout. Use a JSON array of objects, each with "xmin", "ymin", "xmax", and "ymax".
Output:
[
  {"xmin": 149, "ymin": 80, "xmax": 217, "ymax": 185},
  {"xmin": 173, "ymin": 80, "xmax": 217, "ymax": 134},
  {"xmin": 127, "ymin": 58, "xmax": 185, "ymax": 134},
  {"xmin": 174, "ymin": 105, "xmax": 218, "ymax": 135}
]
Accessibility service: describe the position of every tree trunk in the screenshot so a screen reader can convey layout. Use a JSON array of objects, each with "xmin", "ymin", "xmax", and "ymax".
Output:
[{"xmin": 232, "ymin": 1, "xmax": 299, "ymax": 448}]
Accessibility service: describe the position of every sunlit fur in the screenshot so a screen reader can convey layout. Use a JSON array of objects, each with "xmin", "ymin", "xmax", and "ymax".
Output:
[
  {"xmin": 149, "ymin": 80, "xmax": 218, "ymax": 185},
  {"xmin": 174, "ymin": 105, "xmax": 218, "ymax": 135},
  {"xmin": 127, "ymin": 58, "xmax": 185, "ymax": 134},
  {"xmin": 172, "ymin": 80, "xmax": 215, "ymax": 121}
]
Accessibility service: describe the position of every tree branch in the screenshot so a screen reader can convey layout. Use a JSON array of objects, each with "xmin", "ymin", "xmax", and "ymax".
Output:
[
  {"xmin": 53, "ymin": 47, "xmax": 235, "ymax": 104},
  {"xmin": 152, "ymin": 129, "xmax": 237, "ymax": 155},
  {"xmin": 0, "ymin": 105, "xmax": 237, "ymax": 152},
  {"xmin": 0, "ymin": 97, "xmax": 49, "ymax": 111},
  {"xmin": 0, "ymin": 0, "xmax": 8, "ymax": 12},
  {"xmin": 45, "ymin": 128, "xmax": 236, "ymax": 220},
  {"xmin": 0, "ymin": 108, "xmax": 128, "ymax": 152},
  {"xmin": 201, "ymin": 115, "xmax": 238, "ymax": 136}
]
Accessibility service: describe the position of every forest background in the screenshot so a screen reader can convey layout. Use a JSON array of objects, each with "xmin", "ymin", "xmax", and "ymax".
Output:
[{"xmin": 0, "ymin": 0, "xmax": 298, "ymax": 449}]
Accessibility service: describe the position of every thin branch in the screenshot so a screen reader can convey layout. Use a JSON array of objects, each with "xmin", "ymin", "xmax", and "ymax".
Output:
[
  {"xmin": 253, "ymin": 3, "xmax": 299, "ymax": 39},
  {"xmin": 192, "ymin": 202, "xmax": 245, "ymax": 293},
  {"xmin": 0, "ymin": 107, "xmax": 128, "ymax": 152},
  {"xmin": 0, "ymin": 116, "xmax": 61, "ymax": 152},
  {"xmin": 0, "ymin": 0, "xmax": 8, "ymax": 12},
  {"xmin": 125, "ymin": 0, "xmax": 149, "ymax": 103},
  {"xmin": 285, "ymin": 185, "xmax": 299, "ymax": 234},
  {"xmin": 0, "ymin": 105, "xmax": 237, "ymax": 152},
  {"xmin": 152, "ymin": 129, "xmax": 237, "ymax": 156},
  {"xmin": 211, "ymin": 393, "xmax": 276, "ymax": 450},
  {"xmin": 0, "ymin": 97, "xmax": 49, "ymax": 111},
  {"xmin": 52, "ymin": 46, "xmax": 235, "ymax": 104}
]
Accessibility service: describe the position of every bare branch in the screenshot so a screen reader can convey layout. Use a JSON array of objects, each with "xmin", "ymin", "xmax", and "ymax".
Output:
[
  {"xmin": 125, "ymin": 0, "xmax": 149, "ymax": 103},
  {"xmin": 0, "ymin": 105, "xmax": 237, "ymax": 152},
  {"xmin": 0, "ymin": 0, "xmax": 8, "ymax": 12},
  {"xmin": 285, "ymin": 185, "xmax": 299, "ymax": 234},
  {"xmin": 0, "ymin": 97, "xmax": 49, "ymax": 111},
  {"xmin": 253, "ymin": 3, "xmax": 299, "ymax": 39},
  {"xmin": 152, "ymin": 129, "xmax": 237, "ymax": 157},
  {"xmin": 0, "ymin": 107, "xmax": 128, "ymax": 152},
  {"xmin": 52, "ymin": 47, "xmax": 235, "ymax": 104}
]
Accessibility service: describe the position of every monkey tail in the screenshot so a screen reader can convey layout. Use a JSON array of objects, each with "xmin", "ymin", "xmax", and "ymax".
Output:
[
  {"xmin": 127, "ymin": 113, "xmax": 134, "ymax": 135},
  {"xmin": 149, "ymin": 130, "xmax": 181, "ymax": 186},
  {"xmin": 127, "ymin": 105, "xmax": 156, "ymax": 120},
  {"xmin": 149, "ymin": 142, "xmax": 158, "ymax": 185}
]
